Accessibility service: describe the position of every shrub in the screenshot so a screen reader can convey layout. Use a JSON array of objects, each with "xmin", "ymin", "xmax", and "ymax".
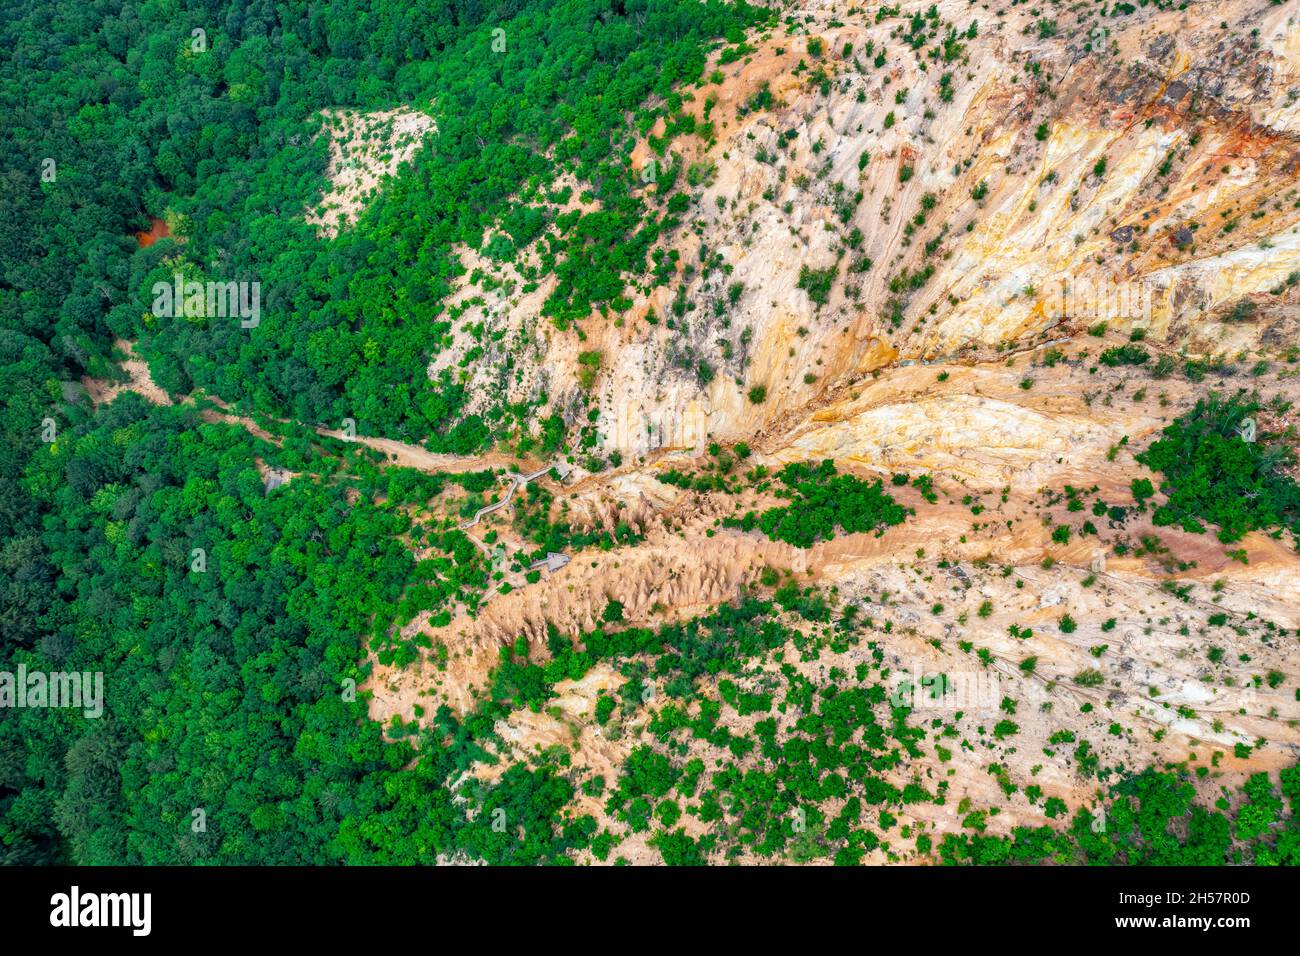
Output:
[
  {"xmin": 577, "ymin": 350, "xmax": 603, "ymax": 389},
  {"xmin": 797, "ymin": 264, "xmax": 837, "ymax": 305},
  {"xmin": 1074, "ymin": 668, "xmax": 1104, "ymax": 687},
  {"xmin": 1099, "ymin": 345, "xmax": 1149, "ymax": 367}
]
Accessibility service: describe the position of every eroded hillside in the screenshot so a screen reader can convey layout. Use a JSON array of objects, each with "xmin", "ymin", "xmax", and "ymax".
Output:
[
  {"xmin": 420, "ymin": 0, "xmax": 1297, "ymax": 461},
  {"xmin": 338, "ymin": 0, "xmax": 1300, "ymax": 865}
]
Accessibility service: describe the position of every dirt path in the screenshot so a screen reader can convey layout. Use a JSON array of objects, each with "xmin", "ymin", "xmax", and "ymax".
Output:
[
  {"xmin": 83, "ymin": 339, "xmax": 543, "ymax": 478},
  {"xmin": 457, "ymin": 464, "xmax": 558, "ymax": 529}
]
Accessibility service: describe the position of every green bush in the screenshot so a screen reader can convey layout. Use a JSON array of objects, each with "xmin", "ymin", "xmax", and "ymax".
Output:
[
  {"xmin": 742, "ymin": 460, "xmax": 912, "ymax": 547},
  {"xmin": 797, "ymin": 264, "xmax": 838, "ymax": 305},
  {"xmin": 1135, "ymin": 393, "xmax": 1300, "ymax": 542}
]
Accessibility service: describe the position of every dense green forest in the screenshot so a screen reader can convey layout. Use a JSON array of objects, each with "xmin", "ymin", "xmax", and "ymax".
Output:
[
  {"xmin": 0, "ymin": 395, "xmax": 604, "ymax": 863},
  {"xmin": 3, "ymin": 0, "xmax": 765, "ymax": 447}
]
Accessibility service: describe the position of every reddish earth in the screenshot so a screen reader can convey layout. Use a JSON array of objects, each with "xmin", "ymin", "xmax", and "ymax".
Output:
[{"xmin": 135, "ymin": 217, "xmax": 170, "ymax": 247}]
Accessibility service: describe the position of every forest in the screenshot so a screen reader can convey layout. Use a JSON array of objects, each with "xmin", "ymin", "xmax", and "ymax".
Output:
[{"xmin": 0, "ymin": 0, "xmax": 765, "ymax": 863}]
